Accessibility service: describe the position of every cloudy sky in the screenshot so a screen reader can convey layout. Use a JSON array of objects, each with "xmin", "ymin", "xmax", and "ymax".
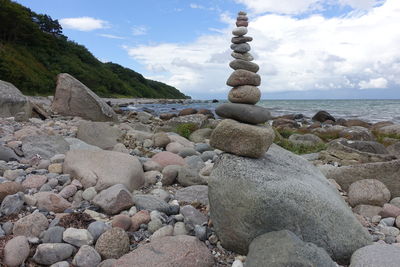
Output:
[{"xmin": 17, "ymin": 0, "xmax": 400, "ymax": 99}]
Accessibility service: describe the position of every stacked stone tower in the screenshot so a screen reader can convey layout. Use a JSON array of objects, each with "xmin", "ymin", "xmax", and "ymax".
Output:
[{"xmin": 210, "ymin": 11, "xmax": 275, "ymax": 158}]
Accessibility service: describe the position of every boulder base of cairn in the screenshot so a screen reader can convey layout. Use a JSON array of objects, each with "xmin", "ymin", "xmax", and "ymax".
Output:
[
  {"xmin": 216, "ymin": 103, "xmax": 271, "ymax": 125},
  {"xmin": 51, "ymin": 73, "xmax": 117, "ymax": 121},
  {"xmin": 210, "ymin": 119, "xmax": 274, "ymax": 158},
  {"xmin": 208, "ymin": 144, "xmax": 372, "ymax": 263},
  {"xmin": 228, "ymin": 86, "xmax": 261, "ymax": 104}
]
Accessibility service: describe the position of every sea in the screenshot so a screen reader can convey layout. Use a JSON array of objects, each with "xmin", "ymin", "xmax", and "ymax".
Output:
[{"xmin": 127, "ymin": 99, "xmax": 400, "ymax": 124}]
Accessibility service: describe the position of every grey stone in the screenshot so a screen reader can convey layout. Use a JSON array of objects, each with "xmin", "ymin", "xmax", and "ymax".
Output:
[
  {"xmin": 161, "ymin": 165, "xmax": 180, "ymax": 185},
  {"xmin": 133, "ymin": 194, "xmax": 177, "ymax": 215},
  {"xmin": 201, "ymin": 151, "xmax": 217, "ymax": 162},
  {"xmin": 353, "ymin": 205, "xmax": 383, "ymax": 218},
  {"xmin": 51, "ymin": 73, "xmax": 117, "ymax": 121},
  {"xmin": 0, "ymin": 145, "xmax": 19, "ymax": 161},
  {"xmin": 65, "ymin": 137, "xmax": 101, "ymax": 151},
  {"xmin": 41, "ymin": 226, "xmax": 65, "ymax": 243},
  {"xmin": 209, "ymin": 144, "xmax": 372, "ymax": 262},
  {"xmin": 64, "ymin": 149, "xmax": 144, "ymax": 192},
  {"xmin": 210, "ymin": 119, "xmax": 275, "ymax": 158},
  {"xmin": 87, "ymin": 221, "xmax": 110, "ymax": 241},
  {"xmin": 231, "ymin": 36, "xmax": 253, "ymax": 44},
  {"xmin": 98, "ymin": 259, "xmax": 117, "ymax": 267},
  {"xmin": 173, "ymin": 222, "xmax": 188, "ymax": 236},
  {"xmin": 245, "ymin": 230, "xmax": 336, "ymax": 267},
  {"xmin": 175, "ymin": 185, "xmax": 209, "ymax": 205},
  {"xmin": 177, "ymin": 167, "xmax": 207, "ymax": 186},
  {"xmin": 338, "ymin": 140, "xmax": 388, "ymax": 154},
  {"xmin": 228, "ymin": 86, "xmax": 261, "ymax": 105},
  {"xmin": 226, "ymin": 70, "xmax": 261, "ymax": 87},
  {"xmin": 289, "ymin": 133, "xmax": 324, "ymax": 146},
  {"xmin": 195, "ymin": 143, "xmax": 213, "ymax": 153},
  {"xmin": 194, "ymin": 225, "xmax": 207, "ymax": 241},
  {"xmin": 185, "ymin": 155, "xmax": 205, "ymax": 170},
  {"xmin": 180, "ymin": 205, "xmax": 208, "ymax": 228},
  {"xmin": 216, "ymin": 103, "xmax": 271, "ymax": 125},
  {"xmin": 33, "ymin": 243, "xmax": 75, "ymax": 265},
  {"xmin": 189, "ymin": 128, "xmax": 213, "ymax": 143},
  {"xmin": 77, "ymin": 121, "xmax": 123, "ymax": 149},
  {"xmin": 322, "ymin": 160, "xmax": 400, "ymax": 197},
  {"xmin": 229, "ymin": 59, "xmax": 259, "ymax": 73},
  {"xmin": 63, "ymin": 228, "xmax": 93, "ymax": 247},
  {"xmin": 3, "ymin": 236, "xmax": 30, "ymax": 267},
  {"xmin": 0, "ymin": 80, "xmax": 31, "ymax": 119},
  {"xmin": 178, "ymin": 147, "xmax": 198, "ymax": 158},
  {"xmin": 13, "ymin": 212, "xmax": 49, "ymax": 237},
  {"xmin": 148, "ymin": 218, "xmax": 163, "ymax": 233},
  {"xmin": 230, "ymin": 43, "xmax": 251, "ymax": 53},
  {"xmin": 350, "ymin": 244, "xmax": 400, "ymax": 267},
  {"xmin": 339, "ymin": 126, "xmax": 375, "ymax": 141},
  {"xmin": 92, "ymin": 184, "xmax": 134, "ymax": 215},
  {"xmin": 231, "ymin": 52, "xmax": 254, "ymax": 61},
  {"xmin": 232, "ymin": 27, "xmax": 248, "ymax": 36},
  {"xmin": 50, "ymin": 261, "xmax": 70, "ymax": 267},
  {"xmin": 387, "ymin": 142, "xmax": 400, "ymax": 157},
  {"xmin": 22, "ymin": 135, "xmax": 69, "ymax": 159},
  {"xmin": 0, "ymin": 192, "xmax": 24, "ymax": 215},
  {"xmin": 2, "ymin": 221, "xmax": 13, "ymax": 235},
  {"xmin": 72, "ymin": 245, "xmax": 101, "ymax": 267}
]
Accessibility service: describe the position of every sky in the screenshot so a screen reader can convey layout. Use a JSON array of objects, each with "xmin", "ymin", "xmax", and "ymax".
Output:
[{"xmin": 15, "ymin": 0, "xmax": 400, "ymax": 99}]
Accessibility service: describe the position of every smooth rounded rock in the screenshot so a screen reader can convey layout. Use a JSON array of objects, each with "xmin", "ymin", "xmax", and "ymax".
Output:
[
  {"xmin": 348, "ymin": 179, "xmax": 391, "ymax": 207},
  {"xmin": 226, "ymin": 69, "xmax": 261, "ymax": 87},
  {"xmin": 33, "ymin": 243, "xmax": 75, "ymax": 265},
  {"xmin": 87, "ymin": 221, "xmax": 110, "ymax": 241},
  {"xmin": 3, "ymin": 236, "xmax": 30, "ymax": 267},
  {"xmin": 72, "ymin": 245, "xmax": 102, "ymax": 267},
  {"xmin": 63, "ymin": 228, "xmax": 94, "ymax": 247},
  {"xmin": 232, "ymin": 27, "xmax": 247, "ymax": 36},
  {"xmin": 228, "ymin": 86, "xmax": 261, "ymax": 104},
  {"xmin": 229, "ymin": 59, "xmax": 259, "ymax": 73},
  {"xmin": 231, "ymin": 52, "xmax": 254, "ymax": 61},
  {"xmin": 216, "ymin": 103, "xmax": 271, "ymax": 125},
  {"xmin": 231, "ymin": 36, "xmax": 252, "ymax": 44},
  {"xmin": 13, "ymin": 212, "xmax": 49, "ymax": 237},
  {"xmin": 350, "ymin": 244, "xmax": 400, "ymax": 267},
  {"xmin": 236, "ymin": 20, "xmax": 248, "ymax": 27},
  {"xmin": 230, "ymin": 43, "xmax": 251, "ymax": 53},
  {"xmin": 151, "ymin": 151, "xmax": 186, "ymax": 168}
]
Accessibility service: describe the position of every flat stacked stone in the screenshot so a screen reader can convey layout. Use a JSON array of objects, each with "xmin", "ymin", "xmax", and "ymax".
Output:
[{"xmin": 211, "ymin": 11, "xmax": 274, "ymax": 158}]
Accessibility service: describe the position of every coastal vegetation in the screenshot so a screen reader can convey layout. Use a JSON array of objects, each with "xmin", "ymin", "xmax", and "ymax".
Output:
[{"xmin": 0, "ymin": 0, "xmax": 188, "ymax": 99}]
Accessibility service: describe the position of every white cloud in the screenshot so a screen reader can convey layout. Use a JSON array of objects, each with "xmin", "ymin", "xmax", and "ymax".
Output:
[
  {"xmin": 132, "ymin": 25, "xmax": 148, "ymax": 36},
  {"xmin": 359, "ymin": 77, "xmax": 388, "ymax": 89},
  {"xmin": 59, "ymin": 17, "xmax": 109, "ymax": 31},
  {"xmin": 234, "ymin": 0, "xmax": 384, "ymax": 14},
  {"xmin": 98, "ymin": 34, "xmax": 125, "ymax": 39},
  {"xmin": 190, "ymin": 3, "xmax": 204, "ymax": 9},
  {"xmin": 124, "ymin": 0, "xmax": 400, "ymax": 97}
]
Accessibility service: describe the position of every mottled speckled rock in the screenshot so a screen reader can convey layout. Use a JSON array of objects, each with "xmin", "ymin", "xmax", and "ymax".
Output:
[
  {"xmin": 95, "ymin": 228, "xmax": 130, "ymax": 259},
  {"xmin": 226, "ymin": 70, "xmax": 260, "ymax": 87},
  {"xmin": 229, "ymin": 59, "xmax": 259, "ymax": 73},
  {"xmin": 228, "ymin": 86, "xmax": 261, "ymax": 105}
]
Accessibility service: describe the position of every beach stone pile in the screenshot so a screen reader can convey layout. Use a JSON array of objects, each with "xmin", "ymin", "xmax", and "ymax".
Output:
[{"xmin": 210, "ymin": 11, "xmax": 274, "ymax": 158}]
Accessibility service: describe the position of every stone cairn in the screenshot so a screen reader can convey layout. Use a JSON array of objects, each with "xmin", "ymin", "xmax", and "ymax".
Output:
[{"xmin": 210, "ymin": 11, "xmax": 275, "ymax": 158}]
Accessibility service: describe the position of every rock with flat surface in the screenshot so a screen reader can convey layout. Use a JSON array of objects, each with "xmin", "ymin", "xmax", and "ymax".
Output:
[
  {"xmin": 72, "ymin": 245, "xmax": 101, "ymax": 267},
  {"xmin": 210, "ymin": 119, "xmax": 274, "ymax": 158},
  {"xmin": 216, "ymin": 103, "xmax": 271, "ymax": 125},
  {"xmin": 321, "ymin": 160, "xmax": 400, "ymax": 197},
  {"xmin": 92, "ymin": 184, "xmax": 134, "ymax": 215},
  {"xmin": 209, "ymin": 144, "xmax": 371, "ymax": 262},
  {"xmin": 77, "ymin": 121, "xmax": 123, "ymax": 149},
  {"xmin": 226, "ymin": 70, "xmax": 261, "ymax": 87},
  {"xmin": 348, "ymin": 179, "xmax": 391, "ymax": 207},
  {"xmin": 350, "ymin": 244, "xmax": 400, "ymax": 267},
  {"xmin": 175, "ymin": 185, "xmax": 209, "ymax": 205},
  {"xmin": 33, "ymin": 243, "xmax": 75, "ymax": 265},
  {"xmin": 229, "ymin": 59, "xmax": 259, "ymax": 73},
  {"xmin": 63, "ymin": 149, "xmax": 144, "ymax": 191},
  {"xmin": 228, "ymin": 86, "xmax": 261, "ymax": 105},
  {"xmin": 0, "ymin": 80, "xmax": 31, "ymax": 119},
  {"xmin": 51, "ymin": 73, "xmax": 117, "ymax": 121},
  {"xmin": 115, "ymin": 235, "xmax": 214, "ymax": 267},
  {"xmin": 245, "ymin": 230, "xmax": 336, "ymax": 267},
  {"xmin": 13, "ymin": 212, "xmax": 49, "ymax": 237},
  {"xmin": 21, "ymin": 135, "xmax": 69, "ymax": 159}
]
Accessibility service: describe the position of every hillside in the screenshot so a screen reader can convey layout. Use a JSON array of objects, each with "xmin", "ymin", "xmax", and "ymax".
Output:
[{"xmin": 0, "ymin": 0, "xmax": 188, "ymax": 99}]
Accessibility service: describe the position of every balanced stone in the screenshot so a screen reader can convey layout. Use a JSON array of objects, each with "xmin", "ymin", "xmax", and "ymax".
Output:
[
  {"xmin": 237, "ymin": 15, "xmax": 248, "ymax": 21},
  {"xmin": 216, "ymin": 103, "xmax": 271, "ymax": 125},
  {"xmin": 229, "ymin": 59, "xmax": 259, "ymax": 73},
  {"xmin": 231, "ymin": 52, "xmax": 254, "ymax": 61},
  {"xmin": 236, "ymin": 20, "xmax": 248, "ymax": 27},
  {"xmin": 210, "ymin": 119, "xmax": 275, "ymax": 158},
  {"xmin": 227, "ymin": 70, "xmax": 261, "ymax": 87},
  {"xmin": 231, "ymin": 36, "xmax": 253, "ymax": 44},
  {"xmin": 232, "ymin": 27, "xmax": 247, "ymax": 36},
  {"xmin": 228, "ymin": 86, "xmax": 261, "ymax": 105},
  {"xmin": 230, "ymin": 43, "xmax": 251, "ymax": 53},
  {"xmin": 238, "ymin": 11, "xmax": 247, "ymax": 15}
]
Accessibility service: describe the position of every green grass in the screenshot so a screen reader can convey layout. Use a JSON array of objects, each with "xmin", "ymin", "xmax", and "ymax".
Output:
[
  {"xmin": 274, "ymin": 138, "xmax": 327, "ymax": 155},
  {"xmin": 374, "ymin": 132, "xmax": 400, "ymax": 146},
  {"xmin": 174, "ymin": 123, "xmax": 198, "ymax": 139}
]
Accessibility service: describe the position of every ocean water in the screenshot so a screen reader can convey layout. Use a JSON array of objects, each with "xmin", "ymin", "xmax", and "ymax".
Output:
[{"xmin": 128, "ymin": 99, "xmax": 400, "ymax": 123}]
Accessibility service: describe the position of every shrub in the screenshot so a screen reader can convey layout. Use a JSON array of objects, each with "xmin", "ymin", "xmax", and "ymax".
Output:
[{"xmin": 175, "ymin": 123, "xmax": 198, "ymax": 139}]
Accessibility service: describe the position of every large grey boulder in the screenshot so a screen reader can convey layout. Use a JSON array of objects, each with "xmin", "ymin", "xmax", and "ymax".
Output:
[
  {"xmin": 76, "ymin": 121, "xmax": 123, "ymax": 150},
  {"xmin": 0, "ymin": 80, "xmax": 31, "ymax": 119},
  {"xmin": 63, "ymin": 150, "xmax": 144, "ymax": 192},
  {"xmin": 245, "ymin": 230, "xmax": 336, "ymax": 267},
  {"xmin": 21, "ymin": 135, "xmax": 70, "ymax": 159},
  {"xmin": 321, "ymin": 160, "xmax": 400, "ymax": 197},
  {"xmin": 209, "ymin": 144, "xmax": 371, "ymax": 263},
  {"xmin": 51, "ymin": 73, "xmax": 117, "ymax": 121},
  {"xmin": 350, "ymin": 244, "xmax": 400, "ymax": 267}
]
